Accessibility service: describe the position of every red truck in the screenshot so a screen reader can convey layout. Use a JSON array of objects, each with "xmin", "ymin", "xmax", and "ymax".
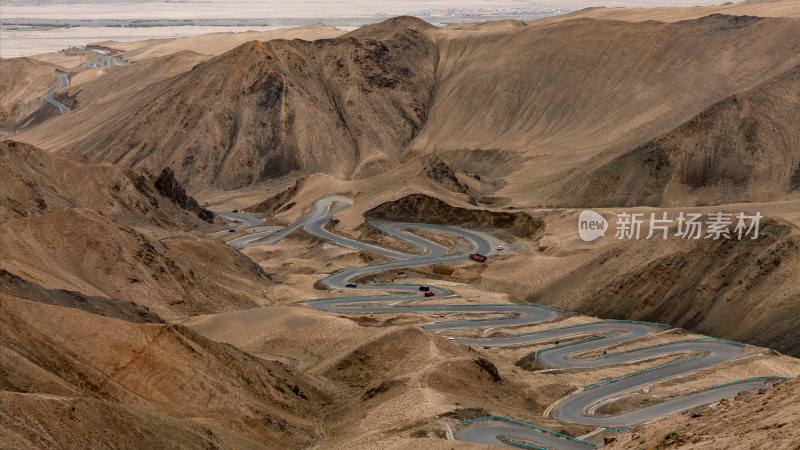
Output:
[{"xmin": 469, "ymin": 253, "xmax": 487, "ymax": 262}]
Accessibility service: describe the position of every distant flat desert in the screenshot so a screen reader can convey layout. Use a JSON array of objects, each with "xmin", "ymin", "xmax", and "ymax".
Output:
[
  {"xmin": 1, "ymin": 0, "xmax": 741, "ymax": 57},
  {"xmin": 0, "ymin": 25, "xmax": 358, "ymax": 58}
]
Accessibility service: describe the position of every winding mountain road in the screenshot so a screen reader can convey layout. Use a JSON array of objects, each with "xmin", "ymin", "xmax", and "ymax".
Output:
[
  {"xmin": 43, "ymin": 74, "xmax": 70, "ymax": 113},
  {"xmin": 88, "ymin": 57, "xmax": 130, "ymax": 69},
  {"xmin": 44, "ymin": 57, "xmax": 130, "ymax": 113},
  {"xmin": 217, "ymin": 196, "xmax": 787, "ymax": 449}
]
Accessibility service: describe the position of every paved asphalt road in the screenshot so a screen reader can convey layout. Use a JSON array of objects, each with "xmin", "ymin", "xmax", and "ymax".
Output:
[
  {"xmin": 89, "ymin": 57, "xmax": 130, "ymax": 69},
  {"xmin": 45, "ymin": 58, "xmax": 130, "ymax": 113},
  {"xmin": 43, "ymin": 74, "xmax": 70, "ymax": 113},
  {"xmin": 217, "ymin": 196, "xmax": 784, "ymax": 449}
]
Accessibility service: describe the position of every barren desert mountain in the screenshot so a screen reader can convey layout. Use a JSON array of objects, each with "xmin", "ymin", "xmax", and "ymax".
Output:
[
  {"xmin": 14, "ymin": 14, "xmax": 800, "ymax": 209},
  {"xmin": 0, "ymin": 268, "xmax": 164, "ymax": 323},
  {"xmin": 0, "ymin": 140, "xmax": 210, "ymax": 228},
  {"xmin": 0, "ymin": 294, "xmax": 329, "ymax": 449},
  {"xmin": 19, "ymin": 19, "xmax": 438, "ymax": 190},
  {"xmin": 0, "ymin": 140, "xmax": 274, "ymax": 319},
  {"xmin": 563, "ymin": 64, "xmax": 800, "ymax": 207},
  {"xmin": 0, "ymin": 208, "xmax": 270, "ymax": 319},
  {"xmin": 3, "ymin": 6, "xmax": 800, "ymax": 449},
  {"xmin": 412, "ymin": 14, "xmax": 800, "ymax": 207},
  {"xmin": 0, "ymin": 57, "xmax": 66, "ymax": 127},
  {"xmin": 535, "ymin": 217, "xmax": 800, "ymax": 356}
]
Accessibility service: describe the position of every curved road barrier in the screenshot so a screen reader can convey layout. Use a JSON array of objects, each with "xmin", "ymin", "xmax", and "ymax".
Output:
[
  {"xmin": 43, "ymin": 74, "xmax": 70, "ymax": 113},
  {"xmin": 217, "ymin": 196, "xmax": 788, "ymax": 449}
]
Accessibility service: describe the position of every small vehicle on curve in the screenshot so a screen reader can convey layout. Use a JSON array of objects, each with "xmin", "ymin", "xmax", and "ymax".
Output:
[
  {"xmin": 419, "ymin": 286, "xmax": 430, "ymax": 291},
  {"xmin": 469, "ymin": 253, "xmax": 488, "ymax": 262},
  {"xmin": 345, "ymin": 283, "xmax": 357, "ymax": 288},
  {"xmin": 496, "ymin": 245, "xmax": 504, "ymax": 251},
  {"xmin": 228, "ymin": 229, "xmax": 236, "ymax": 232},
  {"xmin": 424, "ymin": 291, "xmax": 435, "ymax": 297}
]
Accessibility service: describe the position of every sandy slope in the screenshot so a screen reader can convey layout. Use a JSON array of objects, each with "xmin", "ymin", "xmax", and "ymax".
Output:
[
  {"xmin": 559, "ymin": 65, "xmax": 800, "ymax": 207},
  {"xmin": 0, "ymin": 293, "xmax": 329, "ymax": 448},
  {"xmin": 0, "ymin": 140, "xmax": 207, "ymax": 229},
  {"xmin": 0, "ymin": 208, "xmax": 272, "ymax": 319},
  {"xmin": 17, "ymin": 17, "xmax": 438, "ymax": 190},
  {"xmin": 11, "ymin": 14, "xmax": 800, "ymax": 210},
  {"xmin": 96, "ymin": 24, "xmax": 346, "ymax": 60},
  {"xmin": 0, "ymin": 57, "xmax": 66, "ymax": 127},
  {"xmin": 606, "ymin": 377, "xmax": 800, "ymax": 449},
  {"xmin": 2, "ymin": 7, "xmax": 800, "ymax": 449},
  {"xmin": 415, "ymin": 14, "xmax": 800, "ymax": 207},
  {"xmin": 546, "ymin": 0, "xmax": 800, "ymax": 23}
]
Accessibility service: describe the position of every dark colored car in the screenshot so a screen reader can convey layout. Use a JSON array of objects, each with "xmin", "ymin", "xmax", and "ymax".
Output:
[
  {"xmin": 228, "ymin": 229, "xmax": 236, "ymax": 232},
  {"xmin": 424, "ymin": 291, "xmax": 435, "ymax": 297},
  {"xmin": 345, "ymin": 283, "xmax": 357, "ymax": 288},
  {"xmin": 418, "ymin": 286, "xmax": 430, "ymax": 291}
]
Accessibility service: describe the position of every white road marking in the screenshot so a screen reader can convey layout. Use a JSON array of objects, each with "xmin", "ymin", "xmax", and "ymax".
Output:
[
  {"xmin": 577, "ymin": 428, "xmax": 605, "ymax": 440},
  {"xmin": 436, "ymin": 420, "xmax": 454, "ymax": 440}
]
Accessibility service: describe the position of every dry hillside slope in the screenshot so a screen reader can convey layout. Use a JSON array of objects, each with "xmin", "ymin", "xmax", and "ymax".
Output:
[
  {"xmin": 0, "ymin": 141, "xmax": 270, "ymax": 320},
  {"xmin": 477, "ymin": 211, "xmax": 800, "ymax": 357},
  {"xmin": 411, "ymin": 14, "xmax": 800, "ymax": 207},
  {"xmin": 20, "ymin": 17, "xmax": 438, "ymax": 191},
  {"xmin": 0, "ymin": 294, "xmax": 329, "ymax": 448},
  {"xmin": 564, "ymin": 65, "xmax": 800, "ymax": 207},
  {"xmin": 607, "ymin": 377, "xmax": 800, "ymax": 449},
  {"xmin": 0, "ymin": 140, "xmax": 212, "ymax": 228},
  {"xmin": 0, "ymin": 57, "xmax": 66, "ymax": 127},
  {"xmin": 15, "ymin": 15, "xmax": 800, "ymax": 208},
  {"xmin": 0, "ymin": 208, "xmax": 270, "ymax": 319}
]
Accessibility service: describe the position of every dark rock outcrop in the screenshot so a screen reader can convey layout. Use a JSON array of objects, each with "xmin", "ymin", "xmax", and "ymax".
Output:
[
  {"xmin": 367, "ymin": 194, "xmax": 543, "ymax": 237},
  {"xmin": 247, "ymin": 179, "xmax": 300, "ymax": 215},
  {"xmin": 154, "ymin": 167, "xmax": 214, "ymax": 223},
  {"xmin": 420, "ymin": 155, "xmax": 468, "ymax": 194}
]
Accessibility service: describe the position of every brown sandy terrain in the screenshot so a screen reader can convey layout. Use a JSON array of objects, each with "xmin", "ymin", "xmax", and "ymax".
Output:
[
  {"xmin": 2, "ymin": 6, "xmax": 800, "ymax": 449},
  {"xmin": 415, "ymin": 14, "xmax": 800, "ymax": 208},
  {"xmin": 0, "ymin": 140, "xmax": 208, "ymax": 228},
  {"xmin": 186, "ymin": 229, "xmax": 800, "ymax": 448},
  {"xmin": 0, "ymin": 208, "xmax": 271, "ymax": 319},
  {"xmin": 606, "ymin": 377, "xmax": 800, "ymax": 449},
  {"xmin": 0, "ymin": 140, "xmax": 274, "ymax": 320},
  {"xmin": 0, "ymin": 294, "xmax": 329, "ymax": 449},
  {"xmin": 469, "ymin": 207, "xmax": 800, "ymax": 357},
  {"xmin": 16, "ymin": 17, "xmax": 439, "ymax": 189},
  {"xmin": 97, "ymin": 24, "xmax": 346, "ymax": 61},
  {"xmin": 546, "ymin": 0, "xmax": 800, "ymax": 23},
  {"xmin": 11, "ymin": 13, "xmax": 799, "ymax": 210},
  {"xmin": 563, "ymin": 65, "xmax": 800, "ymax": 207},
  {"xmin": 0, "ymin": 57, "xmax": 66, "ymax": 128}
]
